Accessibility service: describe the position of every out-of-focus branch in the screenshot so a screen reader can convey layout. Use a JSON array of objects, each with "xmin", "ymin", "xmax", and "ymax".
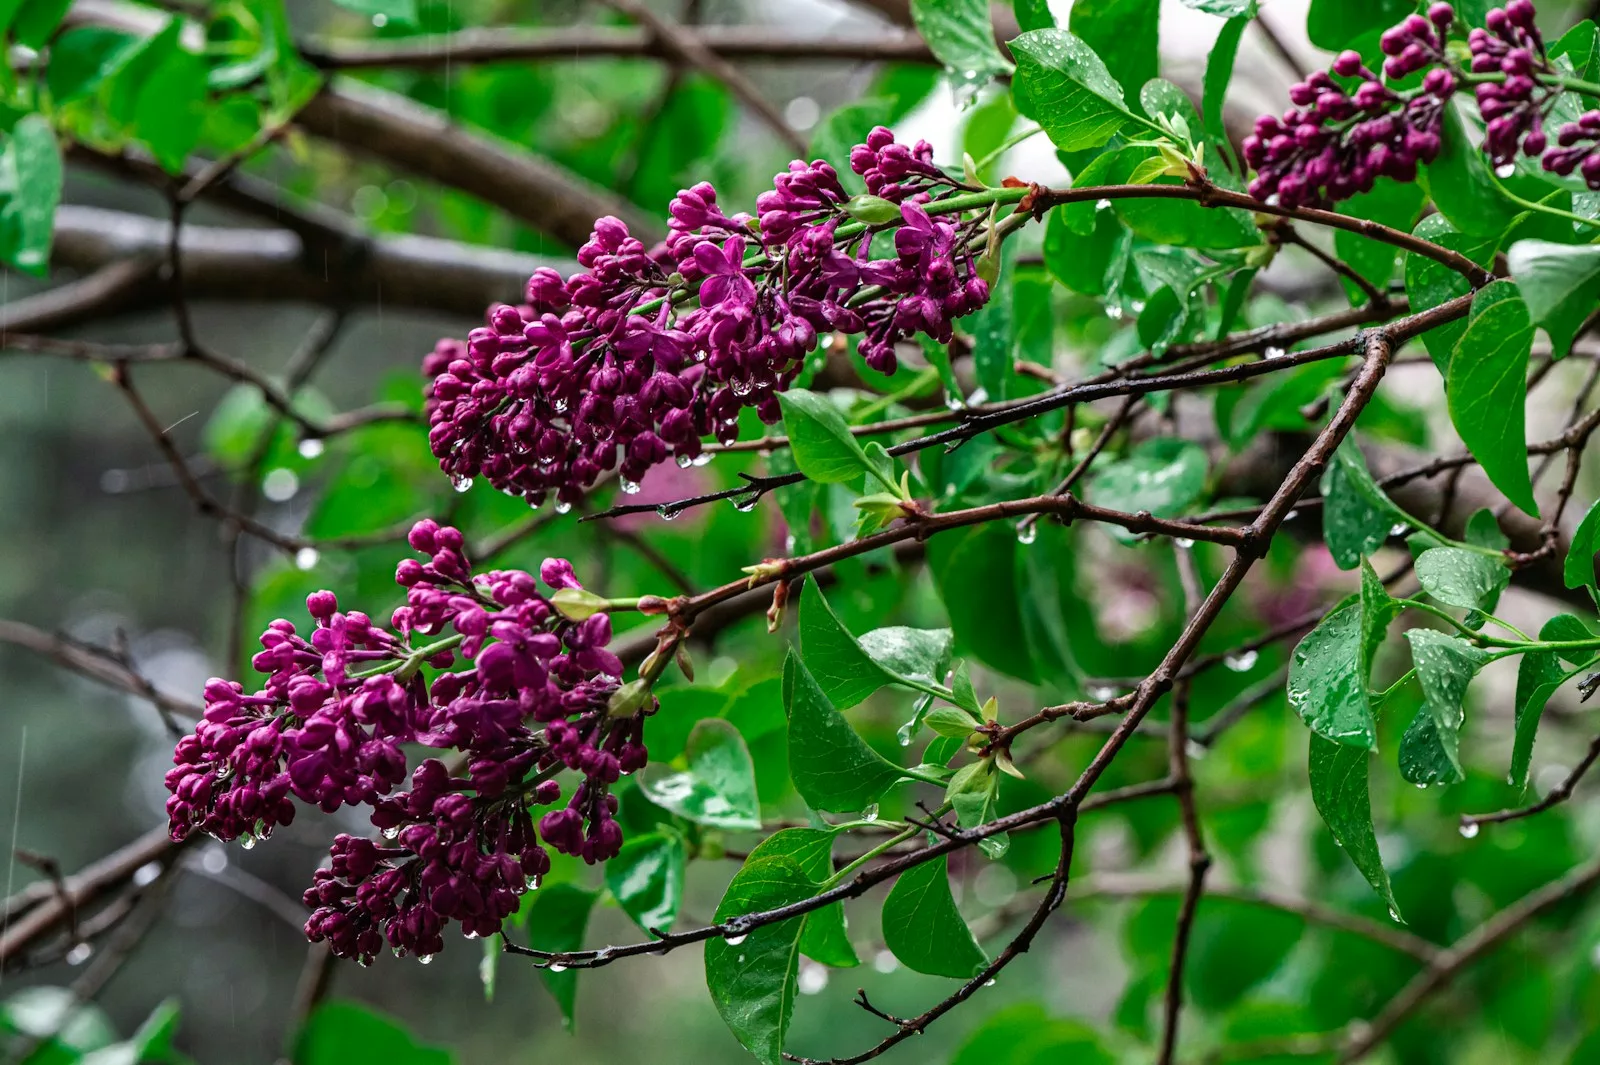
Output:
[
  {"xmin": 0, "ymin": 619, "xmax": 202, "ymax": 725},
  {"xmin": 300, "ymin": 25, "xmax": 935, "ymax": 70},
  {"xmin": 295, "ymin": 81, "xmax": 663, "ymax": 249},
  {"xmin": 44, "ymin": 205, "xmax": 562, "ymax": 319}
]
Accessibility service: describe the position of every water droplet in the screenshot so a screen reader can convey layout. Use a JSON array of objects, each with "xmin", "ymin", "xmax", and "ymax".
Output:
[
  {"xmin": 897, "ymin": 727, "xmax": 913, "ymax": 746},
  {"xmin": 785, "ymin": 533, "xmax": 796, "ymax": 552},
  {"xmin": 692, "ymin": 452, "xmax": 714, "ymax": 467},
  {"xmin": 548, "ymin": 962, "xmax": 568, "ymax": 973},
  {"xmin": 731, "ymin": 378, "xmax": 753, "ymax": 397},
  {"xmin": 1285, "ymin": 509, "xmax": 1300, "ymax": 523},
  {"xmin": 464, "ymin": 931, "xmax": 480, "ymax": 940},
  {"xmin": 262, "ymin": 467, "xmax": 299, "ymax": 502},
  {"xmin": 65, "ymin": 942, "xmax": 94, "ymax": 966},
  {"xmin": 1130, "ymin": 299, "xmax": 1146, "ymax": 314},
  {"xmin": 382, "ymin": 825, "xmax": 401, "ymax": 840},
  {"xmin": 1389, "ymin": 522, "xmax": 1410, "ymax": 537},
  {"xmin": 1174, "ymin": 537, "xmax": 1195, "ymax": 549},
  {"xmin": 553, "ymin": 397, "xmax": 569, "ymax": 414},
  {"xmin": 798, "ymin": 963, "xmax": 829, "ymax": 995},
  {"xmin": 371, "ymin": 11, "xmax": 387, "ymax": 26},
  {"xmin": 736, "ymin": 953, "xmax": 746, "ymax": 962},
  {"xmin": 1415, "ymin": 781, "xmax": 1430, "ymax": 789},
  {"xmin": 1495, "ymin": 162, "xmax": 1516, "ymax": 177},
  {"xmin": 676, "ymin": 454, "xmax": 694, "ymax": 469},
  {"xmin": 945, "ymin": 393, "xmax": 964, "ymax": 411},
  {"xmin": 1089, "ymin": 685, "xmax": 1117, "ymax": 701},
  {"xmin": 240, "ymin": 834, "xmax": 257, "ymax": 850},
  {"xmin": 133, "ymin": 861, "xmax": 162, "ymax": 888},
  {"xmin": 726, "ymin": 933, "xmax": 748, "ymax": 946},
  {"xmin": 357, "ymin": 957, "xmax": 372, "ymax": 968},
  {"xmin": 733, "ymin": 496, "xmax": 759, "ymax": 513},
  {"xmin": 1264, "ymin": 346, "xmax": 1287, "ymax": 360},
  {"xmin": 1105, "ymin": 304, "xmax": 1124, "ymax": 320},
  {"xmin": 873, "ymin": 950, "xmax": 899, "ymax": 974},
  {"xmin": 1016, "ymin": 522, "xmax": 1037, "ymax": 545},
  {"xmin": 554, "ymin": 500, "xmax": 572, "ymax": 515},
  {"xmin": 1095, "ymin": 198, "xmax": 1112, "ymax": 211},
  {"xmin": 620, "ymin": 478, "xmax": 641, "ymax": 495},
  {"xmin": 452, "ymin": 474, "xmax": 474, "ymax": 493},
  {"xmin": 1225, "ymin": 650, "xmax": 1259, "ymax": 672},
  {"xmin": 983, "ymin": 978, "xmax": 997, "ymax": 987},
  {"xmin": 298, "ymin": 438, "xmax": 325, "ymax": 459},
  {"xmin": 657, "ymin": 505, "xmax": 681, "ymax": 521},
  {"xmin": 862, "ymin": 804, "xmax": 880, "ymax": 822},
  {"xmin": 1387, "ymin": 906, "xmax": 1402, "ymax": 922},
  {"xmin": 295, "ymin": 547, "xmax": 320, "ymax": 571},
  {"xmin": 418, "ymin": 953, "xmax": 435, "ymax": 965},
  {"xmin": 1459, "ymin": 821, "xmax": 1480, "ymax": 839}
]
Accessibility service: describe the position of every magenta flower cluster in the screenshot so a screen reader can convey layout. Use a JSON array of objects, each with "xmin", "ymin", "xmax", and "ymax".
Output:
[
  {"xmin": 1244, "ymin": 5, "xmax": 1457, "ymax": 208},
  {"xmin": 165, "ymin": 520, "xmax": 646, "ymax": 964},
  {"xmin": 423, "ymin": 127, "xmax": 990, "ymax": 510},
  {"xmin": 1247, "ymin": 0, "xmax": 1600, "ymax": 206}
]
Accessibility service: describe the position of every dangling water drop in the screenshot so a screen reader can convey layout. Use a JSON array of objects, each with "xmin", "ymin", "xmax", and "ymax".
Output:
[
  {"xmin": 620, "ymin": 478, "xmax": 641, "ymax": 495},
  {"xmin": 726, "ymin": 933, "xmax": 748, "ymax": 946},
  {"xmin": 1285, "ymin": 509, "xmax": 1300, "ymax": 523},
  {"xmin": 382, "ymin": 825, "xmax": 401, "ymax": 840},
  {"xmin": 298, "ymin": 438, "xmax": 325, "ymax": 459},
  {"xmin": 676, "ymin": 454, "xmax": 694, "ymax": 469},
  {"xmin": 452, "ymin": 474, "xmax": 474, "ymax": 493},
  {"xmin": 1016, "ymin": 523, "xmax": 1037, "ymax": 545},
  {"xmin": 692, "ymin": 452, "xmax": 714, "ymax": 466},
  {"xmin": 1224, "ymin": 649, "xmax": 1258, "ymax": 673},
  {"xmin": 64, "ymin": 943, "xmax": 94, "ymax": 966},
  {"xmin": 240, "ymin": 834, "xmax": 257, "ymax": 850},
  {"xmin": 418, "ymin": 954, "xmax": 435, "ymax": 965},
  {"xmin": 657, "ymin": 505, "xmax": 681, "ymax": 521},
  {"xmin": 1106, "ymin": 304, "xmax": 1124, "ymax": 320},
  {"xmin": 1095, "ymin": 198, "xmax": 1112, "ymax": 211},
  {"xmin": 295, "ymin": 547, "xmax": 320, "ymax": 571},
  {"xmin": 555, "ymin": 500, "xmax": 573, "ymax": 515},
  {"xmin": 1174, "ymin": 537, "xmax": 1194, "ymax": 549},
  {"xmin": 946, "ymin": 393, "xmax": 964, "ymax": 411},
  {"xmin": 1389, "ymin": 522, "xmax": 1410, "ymax": 537},
  {"xmin": 984, "ymin": 978, "xmax": 997, "ymax": 987},
  {"xmin": 1089, "ymin": 685, "xmax": 1117, "ymax": 701},
  {"xmin": 548, "ymin": 962, "xmax": 568, "ymax": 973},
  {"xmin": 1130, "ymin": 299, "xmax": 1146, "ymax": 314},
  {"xmin": 1459, "ymin": 821, "xmax": 1480, "ymax": 839},
  {"xmin": 733, "ymin": 496, "xmax": 759, "ymax": 513},
  {"xmin": 1495, "ymin": 162, "xmax": 1516, "ymax": 177},
  {"xmin": 1264, "ymin": 346, "xmax": 1287, "ymax": 360},
  {"xmin": 862, "ymin": 803, "xmax": 880, "ymax": 822}
]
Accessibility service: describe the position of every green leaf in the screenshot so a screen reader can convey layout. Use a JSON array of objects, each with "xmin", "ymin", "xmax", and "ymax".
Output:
[
  {"xmin": 1403, "ymin": 628, "xmax": 1489, "ymax": 784},
  {"xmin": 944, "ymin": 759, "xmax": 1008, "ymax": 859},
  {"xmin": 1305, "ymin": 0, "xmax": 1412, "ymax": 51},
  {"xmin": 1360, "ymin": 557, "xmax": 1402, "ymax": 671},
  {"xmin": 784, "ymin": 653, "xmax": 904, "ymax": 813},
  {"xmin": 1415, "ymin": 546, "xmax": 1510, "ymax": 611},
  {"xmin": 1464, "ymin": 507, "xmax": 1510, "ymax": 550},
  {"xmin": 1202, "ymin": 14, "xmax": 1249, "ymax": 154},
  {"xmin": 133, "ymin": 47, "xmax": 207, "ymax": 173},
  {"xmin": 331, "ymin": 0, "xmax": 418, "ymax": 25},
  {"xmin": 776, "ymin": 390, "xmax": 877, "ymax": 486},
  {"xmin": 1448, "ymin": 281, "xmax": 1538, "ymax": 517},
  {"xmin": 104, "ymin": 19, "xmax": 180, "ymax": 126},
  {"xmin": 1504, "ymin": 614, "xmax": 1593, "ymax": 786},
  {"xmin": 798, "ymin": 576, "xmax": 950, "ymax": 708},
  {"xmin": 294, "ymin": 1001, "xmax": 453, "ymax": 1065},
  {"xmin": 1567, "ymin": 497, "xmax": 1600, "ymax": 595},
  {"xmin": 929, "ymin": 522, "xmax": 1037, "ymax": 682},
  {"xmin": 1012, "ymin": 0, "xmax": 1055, "ymax": 31},
  {"xmin": 605, "ymin": 830, "xmax": 686, "ymax": 936},
  {"xmin": 1084, "ymin": 438, "xmax": 1208, "ymax": 541},
  {"xmin": 9, "ymin": 0, "xmax": 72, "ymax": 48},
  {"xmin": 1320, "ymin": 439, "xmax": 1410, "ymax": 568},
  {"xmin": 0, "ymin": 115, "xmax": 62, "ymax": 277},
  {"xmin": 1043, "ymin": 201, "xmax": 1129, "ymax": 296},
  {"xmin": 1334, "ymin": 179, "xmax": 1426, "ymax": 305},
  {"xmin": 924, "ymin": 705, "xmax": 982, "ymax": 738},
  {"xmin": 744, "ymin": 828, "xmax": 858, "ymax": 967},
  {"xmin": 1287, "ymin": 596, "xmax": 1375, "ymax": 748},
  {"xmin": 45, "ymin": 27, "xmax": 138, "ymax": 103},
  {"xmin": 80, "ymin": 998, "xmax": 182, "ymax": 1065},
  {"xmin": 1505, "ymin": 239, "xmax": 1600, "ymax": 359},
  {"xmin": 1308, "ymin": 735, "xmax": 1401, "ymax": 918},
  {"xmin": 968, "ymin": 236, "xmax": 1018, "ymax": 400},
  {"xmin": 1181, "ymin": 0, "xmax": 1255, "ymax": 15},
  {"xmin": 881, "ymin": 855, "xmax": 988, "ymax": 977},
  {"xmin": 639, "ymin": 719, "xmax": 762, "ymax": 830},
  {"xmin": 704, "ymin": 856, "xmax": 816, "ymax": 1065},
  {"xmin": 1553, "ymin": 19, "xmax": 1600, "ymax": 80},
  {"xmin": 1404, "ymin": 214, "xmax": 1496, "ymax": 373},
  {"xmin": 520, "ymin": 884, "xmax": 597, "ymax": 1030},
  {"xmin": 1064, "ymin": 146, "xmax": 1256, "ymax": 248},
  {"xmin": 1010, "ymin": 29, "xmax": 1131, "ymax": 152},
  {"xmin": 950, "ymin": 1003, "xmax": 1115, "ymax": 1065},
  {"xmin": 910, "ymin": 0, "xmax": 1013, "ymax": 88},
  {"xmin": 1068, "ymin": 0, "xmax": 1159, "ymax": 99}
]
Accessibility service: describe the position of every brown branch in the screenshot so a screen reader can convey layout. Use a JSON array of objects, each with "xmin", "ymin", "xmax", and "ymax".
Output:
[
  {"xmin": 300, "ymin": 25, "xmax": 935, "ymax": 70},
  {"xmin": 0, "ymin": 619, "xmax": 202, "ymax": 726},
  {"xmin": 295, "ymin": 81, "xmax": 663, "ymax": 249},
  {"xmin": 602, "ymin": 0, "xmax": 805, "ymax": 154},
  {"xmin": 1460, "ymin": 731, "xmax": 1600, "ymax": 831}
]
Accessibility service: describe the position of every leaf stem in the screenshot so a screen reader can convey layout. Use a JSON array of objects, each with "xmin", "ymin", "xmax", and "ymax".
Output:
[{"xmin": 821, "ymin": 800, "xmax": 953, "ymax": 889}]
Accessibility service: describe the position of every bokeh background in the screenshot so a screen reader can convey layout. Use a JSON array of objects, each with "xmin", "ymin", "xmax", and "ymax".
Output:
[{"xmin": 7, "ymin": 1, "xmax": 1600, "ymax": 1063}]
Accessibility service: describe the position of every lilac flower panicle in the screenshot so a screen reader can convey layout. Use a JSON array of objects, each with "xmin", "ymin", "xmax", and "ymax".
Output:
[
  {"xmin": 165, "ymin": 519, "xmax": 647, "ymax": 964},
  {"xmin": 1243, "ymin": 5, "xmax": 1458, "ymax": 209},
  {"xmin": 423, "ymin": 128, "xmax": 993, "ymax": 507}
]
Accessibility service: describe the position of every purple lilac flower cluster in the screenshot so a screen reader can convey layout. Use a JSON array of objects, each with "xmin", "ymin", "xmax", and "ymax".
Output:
[
  {"xmin": 1243, "ymin": 5, "xmax": 1458, "ymax": 208},
  {"xmin": 166, "ymin": 520, "xmax": 646, "ymax": 964},
  {"xmin": 1471, "ymin": 0, "xmax": 1551, "ymax": 166},
  {"xmin": 423, "ymin": 127, "xmax": 990, "ymax": 510}
]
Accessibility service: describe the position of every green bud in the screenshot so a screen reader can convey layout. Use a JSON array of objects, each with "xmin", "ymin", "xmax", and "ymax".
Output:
[
  {"xmin": 551, "ymin": 586, "xmax": 609, "ymax": 621},
  {"xmin": 841, "ymin": 194, "xmax": 902, "ymax": 225},
  {"xmin": 924, "ymin": 705, "xmax": 983, "ymax": 738},
  {"xmin": 607, "ymin": 678, "xmax": 653, "ymax": 718}
]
